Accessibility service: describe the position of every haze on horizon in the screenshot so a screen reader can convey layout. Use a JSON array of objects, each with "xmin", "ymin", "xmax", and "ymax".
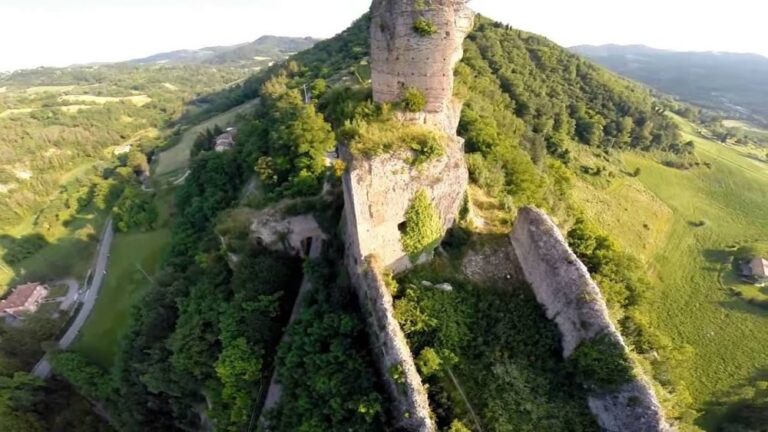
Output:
[{"xmin": 1, "ymin": 0, "xmax": 766, "ymax": 72}]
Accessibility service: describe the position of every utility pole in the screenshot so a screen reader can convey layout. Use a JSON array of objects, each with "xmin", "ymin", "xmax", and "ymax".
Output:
[{"xmin": 302, "ymin": 84, "xmax": 311, "ymax": 105}]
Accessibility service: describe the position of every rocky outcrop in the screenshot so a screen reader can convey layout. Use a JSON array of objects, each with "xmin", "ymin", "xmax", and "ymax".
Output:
[
  {"xmin": 510, "ymin": 207, "xmax": 671, "ymax": 432},
  {"xmin": 371, "ymin": 0, "xmax": 474, "ymax": 113}
]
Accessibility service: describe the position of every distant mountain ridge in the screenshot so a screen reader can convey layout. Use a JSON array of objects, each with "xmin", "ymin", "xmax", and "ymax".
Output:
[
  {"xmin": 571, "ymin": 44, "xmax": 768, "ymax": 125},
  {"xmin": 127, "ymin": 35, "xmax": 321, "ymax": 65}
]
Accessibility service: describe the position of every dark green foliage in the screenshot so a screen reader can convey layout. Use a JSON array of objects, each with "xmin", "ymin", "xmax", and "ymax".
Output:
[
  {"xmin": 401, "ymin": 87, "xmax": 427, "ymax": 112},
  {"xmin": 238, "ymin": 75, "xmax": 335, "ymax": 199},
  {"xmin": 393, "ymin": 267, "xmax": 598, "ymax": 431},
  {"xmin": 266, "ymin": 259, "xmax": 387, "ymax": 431},
  {"xmin": 50, "ymin": 352, "xmax": 112, "ymax": 401},
  {"xmin": 0, "ymin": 373, "xmax": 46, "ymax": 432},
  {"xmin": 569, "ymin": 334, "xmax": 635, "ymax": 391},
  {"xmin": 113, "ymin": 186, "xmax": 158, "ymax": 232}
]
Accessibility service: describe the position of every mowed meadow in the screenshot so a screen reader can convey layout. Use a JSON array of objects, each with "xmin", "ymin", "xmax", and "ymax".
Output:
[{"xmin": 581, "ymin": 117, "xmax": 768, "ymax": 429}]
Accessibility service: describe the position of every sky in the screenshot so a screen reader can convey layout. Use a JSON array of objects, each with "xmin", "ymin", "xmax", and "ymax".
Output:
[{"xmin": 0, "ymin": 0, "xmax": 766, "ymax": 71}]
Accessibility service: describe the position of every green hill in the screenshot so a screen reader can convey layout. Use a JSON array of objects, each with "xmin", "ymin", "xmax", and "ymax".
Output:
[{"xmin": 572, "ymin": 44, "xmax": 768, "ymax": 127}]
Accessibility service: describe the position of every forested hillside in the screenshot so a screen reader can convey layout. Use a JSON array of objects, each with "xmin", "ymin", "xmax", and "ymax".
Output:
[{"xmin": 572, "ymin": 44, "xmax": 768, "ymax": 126}]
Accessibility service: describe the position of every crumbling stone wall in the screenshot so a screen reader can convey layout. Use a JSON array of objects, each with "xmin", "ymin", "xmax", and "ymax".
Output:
[
  {"xmin": 510, "ymin": 207, "xmax": 671, "ymax": 432},
  {"xmin": 371, "ymin": 0, "xmax": 474, "ymax": 113},
  {"xmin": 343, "ymin": 250, "xmax": 434, "ymax": 431}
]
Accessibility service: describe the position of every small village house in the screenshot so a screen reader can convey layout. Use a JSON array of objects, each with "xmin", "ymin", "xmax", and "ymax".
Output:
[
  {"xmin": 748, "ymin": 257, "xmax": 768, "ymax": 279},
  {"xmin": 214, "ymin": 127, "xmax": 238, "ymax": 152},
  {"xmin": 0, "ymin": 282, "xmax": 49, "ymax": 317}
]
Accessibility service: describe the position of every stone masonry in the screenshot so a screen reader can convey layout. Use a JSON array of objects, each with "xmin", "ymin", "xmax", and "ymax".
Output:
[
  {"xmin": 510, "ymin": 207, "xmax": 671, "ymax": 432},
  {"xmin": 371, "ymin": 0, "xmax": 474, "ymax": 113}
]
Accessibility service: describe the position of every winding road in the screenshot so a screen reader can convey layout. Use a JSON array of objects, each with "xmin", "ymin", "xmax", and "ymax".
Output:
[{"xmin": 32, "ymin": 218, "xmax": 115, "ymax": 378}]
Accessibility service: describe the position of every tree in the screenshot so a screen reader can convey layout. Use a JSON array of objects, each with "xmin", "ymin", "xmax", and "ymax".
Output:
[
  {"xmin": 400, "ymin": 190, "xmax": 443, "ymax": 259},
  {"xmin": 267, "ymin": 301, "xmax": 384, "ymax": 431},
  {"xmin": 49, "ymin": 352, "xmax": 112, "ymax": 401},
  {"xmin": 0, "ymin": 373, "xmax": 45, "ymax": 432},
  {"xmin": 113, "ymin": 186, "xmax": 158, "ymax": 232}
]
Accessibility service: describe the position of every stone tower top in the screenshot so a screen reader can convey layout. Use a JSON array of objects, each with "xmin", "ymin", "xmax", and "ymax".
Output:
[{"xmin": 370, "ymin": 0, "xmax": 474, "ymax": 113}]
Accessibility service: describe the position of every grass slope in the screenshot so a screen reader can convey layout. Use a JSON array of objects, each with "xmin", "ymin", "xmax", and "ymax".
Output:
[
  {"xmin": 586, "ymin": 118, "xmax": 768, "ymax": 428},
  {"xmin": 154, "ymin": 98, "xmax": 259, "ymax": 178},
  {"xmin": 74, "ymin": 229, "xmax": 171, "ymax": 367}
]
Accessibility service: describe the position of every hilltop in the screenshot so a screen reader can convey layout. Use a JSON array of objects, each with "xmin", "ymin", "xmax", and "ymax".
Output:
[{"xmin": 126, "ymin": 35, "xmax": 321, "ymax": 66}]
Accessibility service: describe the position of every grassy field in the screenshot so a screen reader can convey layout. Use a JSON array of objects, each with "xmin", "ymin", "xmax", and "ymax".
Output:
[
  {"xmin": 74, "ymin": 229, "xmax": 171, "ymax": 367},
  {"xmin": 153, "ymin": 98, "xmax": 259, "ymax": 178},
  {"xmin": 584, "ymin": 119, "xmax": 768, "ymax": 428}
]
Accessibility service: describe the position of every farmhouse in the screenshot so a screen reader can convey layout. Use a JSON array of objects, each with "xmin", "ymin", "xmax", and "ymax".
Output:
[
  {"xmin": 214, "ymin": 127, "xmax": 238, "ymax": 152},
  {"xmin": 748, "ymin": 257, "xmax": 768, "ymax": 279},
  {"xmin": 0, "ymin": 282, "xmax": 48, "ymax": 316}
]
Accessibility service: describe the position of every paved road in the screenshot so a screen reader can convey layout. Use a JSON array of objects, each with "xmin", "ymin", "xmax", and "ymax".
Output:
[
  {"xmin": 32, "ymin": 218, "xmax": 115, "ymax": 378},
  {"xmin": 257, "ymin": 237, "xmax": 323, "ymax": 429}
]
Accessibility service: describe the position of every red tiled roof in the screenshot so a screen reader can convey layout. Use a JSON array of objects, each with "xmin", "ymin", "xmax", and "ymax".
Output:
[{"xmin": 0, "ymin": 282, "xmax": 43, "ymax": 310}]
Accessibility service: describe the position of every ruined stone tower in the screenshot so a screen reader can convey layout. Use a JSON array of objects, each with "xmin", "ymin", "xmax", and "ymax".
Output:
[
  {"xmin": 341, "ymin": 1, "xmax": 474, "ymax": 431},
  {"xmin": 370, "ymin": 0, "xmax": 474, "ymax": 114}
]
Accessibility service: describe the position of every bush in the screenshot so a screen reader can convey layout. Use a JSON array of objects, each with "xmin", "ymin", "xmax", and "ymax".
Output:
[
  {"xmin": 400, "ymin": 190, "xmax": 443, "ymax": 260},
  {"xmin": 346, "ymin": 120, "xmax": 445, "ymax": 165},
  {"xmin": 401, "ymin": 87, "xmax": 427, "ymax": 112},
  {"xmin": 413, "ymin": 17, "xmax": 438, "ymax": 36},
  {"xmin": 416, "ymin": 348, "xmax": 442, "ymax": 377},
  {"xmin": 569, "ymin": 334, "xmax": 635, "ymax": 391}
]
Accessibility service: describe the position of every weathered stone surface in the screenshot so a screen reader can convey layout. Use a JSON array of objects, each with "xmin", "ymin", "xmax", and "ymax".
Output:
[
  {"xmin": 342, "ymin": 134, "xmax": 468, "ymax": 273},
  {"xmin": 249, "ymin": 206, "xmax": 326, "ymax": 257},
  {"xmin": 344, "ymin": 254, "xmax": 434, "ymax": 431},
  {"xmin": 510, "ymin": 207, "xmax": 671, "ymax": 432},
  {"xmin": 371, "ymin": 0, "xmax": 474, "ymax": 113}
]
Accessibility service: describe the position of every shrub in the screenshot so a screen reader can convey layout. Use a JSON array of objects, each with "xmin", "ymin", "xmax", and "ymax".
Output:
[
  {"xmin": 400, "ymin": 190, "xmax": 443, "ymax": 260},
  {"xmin": 448, "ymin": 420, "xmax": 472, "ymax": 432},
  {"xmin": 347, "ymin": 120, "xmax": 445, "ymax": 165},
  {"xmin": 416, "ymin": 347, "xmax": 442, "ymax": 377},
  {"xmin": 569, "ymin": 334, "xmax": 635, "ymax": 391},
  {"xmin": 413, "ymin": 17, "xmax": 438, "ymax": 36},
  {"xmin": 401, "ymin": 87, "xmax": 427, "ymax": 112}
]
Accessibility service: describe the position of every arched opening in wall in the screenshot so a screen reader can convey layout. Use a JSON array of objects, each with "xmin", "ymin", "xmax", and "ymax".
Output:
[{"xmin": 300, "ymin": 237, "xmax": 313, "ymax": 258}]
